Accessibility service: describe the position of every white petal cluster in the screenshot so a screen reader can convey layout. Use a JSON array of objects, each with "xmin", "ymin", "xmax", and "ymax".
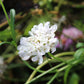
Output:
[
  {"xmin": 17, "ymin": 22, "xmax": 59, "ymax": 65},
  {"xmin": 0, "ymin": 57, "xmax": 7, "ymax": 79}
]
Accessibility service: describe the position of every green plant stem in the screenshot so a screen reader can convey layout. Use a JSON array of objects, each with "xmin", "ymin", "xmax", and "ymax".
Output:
[
  {"xmin": 47, "ymin": 72, "xmax": 59, "ymax": 84},
  {"xmin": 26, "ymin": 58, "xmax": 80, "ymax": 84},
  {"xmin": 26, "ymin": 62, "xmax": 65, "ymax": 84},
  {"xmin": 48, "ymin": 52, "xmax": 67, "ymax": 63},
  {"xmin": 0, "ymin": 0, "xmax": 10, "ymax": 26},
  {"xmin": 0, "ymin": 42, "xmax": 11, "ymax": 46},
  {"xmin": 25, "ymin": 52, "xmax": 74, "ymax": 84},
  {"xmin": 23, "ymin": 61, "xmax": 45, "ymax": 73}
]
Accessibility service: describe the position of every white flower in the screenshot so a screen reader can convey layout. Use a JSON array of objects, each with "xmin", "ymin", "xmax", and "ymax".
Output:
[
  {"xmin": 17, "ymin": 22, "xmax": 59, "ymax": 65},
  {"xmin": 0, "ymin": 57, "xmax": 7, "ymax": 78},
  {"xmin": 29, "ymin": 22, "xmax": 57, "ymax": 37}
]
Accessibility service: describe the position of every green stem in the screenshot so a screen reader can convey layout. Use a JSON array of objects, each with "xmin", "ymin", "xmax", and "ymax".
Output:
[
  {"xmin": 0, "ymin": 42, "xmax": 11, "ymax": 46},
  {"xmin": 23, "ymin": 61, "xmax": 45, "ymax": 73},
  {"xmin": 0, "ymin": 0, "xmax": 17, "ymax": 48},
  {"xmin": 26, "ymin": 62, "xmax": 65, "ymax": 84},
  {"xmin": 25, "ymin": 52, "xmax": 74, "ymax": 84},
  {"xmin": 47, "ymin": 72, "xmax": 59, "ymax": 84},
  {"xmin": 26, "ymin": 58, "xmax": 80, "ymax": 84},
  {"xmin": 0, "ymin": 0, "xmax": 10, "ymax": 26},
  {"xmin": 48, "ymin": 52, "xmax": 67, "ymax": 63}
]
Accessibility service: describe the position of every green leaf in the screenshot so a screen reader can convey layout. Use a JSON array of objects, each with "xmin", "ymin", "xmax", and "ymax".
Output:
[
  {"xmin": 76, "ymin": 42, "xmax": 84, "ymax": 48},
  {"xmin": 47, "ymin": 72, "xmax": 59, "ymax": 84},
  {"xmin": 74, "ymin": 48, "xmax": 84, "ymax": 59},
  {"xmin": 45, "ymin": 53, "xmax": 51, "ymax": 59},
  {"xmin": 48, "ymin": 52, "xmax": 66, "ymax": 62},
  {"xmin": 0, "ymin": 42, "xmax": 10, "ymax": 46},
  {"xmin": 0, "ymin": 0, "xmax": 10, "ymax": 25},
  {"xmin": 69, "ymin": 73, "xmax": 79, "ymax": 84},
  {"xmin": 0, "ymin": 28, "xmax": 11, "ymax": 41},
  {"xmin": 10, "ymin": 9, "xmax": 16, "ymax": 42}
]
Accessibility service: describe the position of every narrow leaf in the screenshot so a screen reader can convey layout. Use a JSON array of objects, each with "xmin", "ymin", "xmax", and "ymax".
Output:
[
  {"xmin": 10, "ymin": 9, "xmax": 16, "ymax": 43},
  {"xmin": 23, "ymin": 61, "xmax": 44, "ymax": 73},
  {"xmin": 0, "ymin": 42, "xmax": 10, "ymax": 46},
  {"xmin": 74, "ymin": 48, "xmax": 84, "ymax": 59}
]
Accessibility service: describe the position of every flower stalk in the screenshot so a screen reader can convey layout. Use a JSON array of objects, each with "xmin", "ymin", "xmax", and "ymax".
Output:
[{"xmin": 25, "ymin": 52, "xmax": 74, "ymax": 84}]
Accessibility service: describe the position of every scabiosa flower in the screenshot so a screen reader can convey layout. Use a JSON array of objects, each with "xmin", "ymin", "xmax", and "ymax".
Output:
[
  {"xmin": 56, "ymin": 26, "xmax": 83, "ymax": 50},
  {"xmin": 63, "ymin": 27, "xmax": 84, "ymax": 40},
  {"xmin": 17, "ymin": 22, "xmax": 59, "ymax": 65}
]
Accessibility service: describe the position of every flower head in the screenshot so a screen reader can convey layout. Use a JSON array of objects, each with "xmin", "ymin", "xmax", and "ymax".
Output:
[
  {"xmin": 17, "ymin": 22, "xmax": 59, "ymax": 65},
  {"xmin": 63, "ymin": 27, "xmax": 84, "ymax": 40},
  {"xmin": 56, "ymin": 26, "xmax": 83, "ymax": 50}
]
